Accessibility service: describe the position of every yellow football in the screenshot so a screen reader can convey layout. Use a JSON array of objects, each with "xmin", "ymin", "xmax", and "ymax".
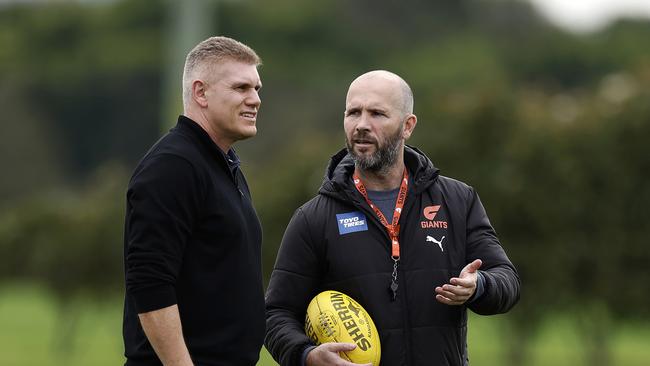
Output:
[{"xmin": 305, "ymin": 290, "xmax": 381, "ymax": 365}]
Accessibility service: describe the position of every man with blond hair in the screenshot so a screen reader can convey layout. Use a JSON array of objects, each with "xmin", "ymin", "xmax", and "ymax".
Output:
[{"xmin": 123, "ymin": 36, "xmax": 264, "ymax": 366}]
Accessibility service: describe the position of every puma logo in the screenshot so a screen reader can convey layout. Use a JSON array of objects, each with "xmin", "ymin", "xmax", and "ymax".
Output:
[{"xmin": 426, "ymin": 235, "xmax": 445, "ymax": 252}]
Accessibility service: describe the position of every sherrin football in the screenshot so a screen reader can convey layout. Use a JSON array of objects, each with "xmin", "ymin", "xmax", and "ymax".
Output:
[{"xmin": 305, "ymin": 290, "xmax": 381, "ymax": 365}]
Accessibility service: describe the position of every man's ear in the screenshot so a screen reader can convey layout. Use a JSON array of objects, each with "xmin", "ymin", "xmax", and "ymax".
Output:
[
  {"xmin": 192, "ymin": 79, "xmax": 209, "ymax": 108},
  {"xmin": 402, "ymin": 114, "xmax": 417, "ymax": 141}
]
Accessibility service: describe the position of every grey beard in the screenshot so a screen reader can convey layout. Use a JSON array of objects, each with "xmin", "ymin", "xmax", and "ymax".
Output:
[{"xmin": 346, "ymin": 130, "xmax": 402, "ymax": 175}]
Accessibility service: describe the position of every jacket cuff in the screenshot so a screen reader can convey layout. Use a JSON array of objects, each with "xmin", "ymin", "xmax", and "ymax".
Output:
[
  {"xmin": 301, "ymin": 345, "xmax": 317, "ymax": 366},
  {"xmin": 130, "ymin": 284, "xmax": 177, "ymax": 314},
  {"xmin": 468, "ymin": 271, "xmax": 486, "ymax": 303}
]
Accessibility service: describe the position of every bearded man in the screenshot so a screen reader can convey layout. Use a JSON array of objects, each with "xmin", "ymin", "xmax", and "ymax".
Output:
[{"xmin": 264, "ymin": 70, "xmax": 520, "ymax": 366}]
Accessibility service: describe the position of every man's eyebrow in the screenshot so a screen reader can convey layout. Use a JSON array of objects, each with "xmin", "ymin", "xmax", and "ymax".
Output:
[
  {"xmin": 368, "ymin": 107, "xmax": 387, "ymax": 113},
  {"xmin": 231, "ymin": 79, "xmax": 262, "ymax": 89}
]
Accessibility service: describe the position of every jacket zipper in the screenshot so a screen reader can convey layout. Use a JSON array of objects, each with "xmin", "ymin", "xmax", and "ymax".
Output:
[
  {"xmin": 398, "ymin": 193, "xmax": 416, "ymax": 366},
  {"xmin": 349, "ymin": 187, "xmax": 417, "ymax": 366}
]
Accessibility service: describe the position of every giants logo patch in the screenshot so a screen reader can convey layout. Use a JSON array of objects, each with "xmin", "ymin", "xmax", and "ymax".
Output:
[
  {"xmin": 421, "ymin": 205, "xmax": 448, "ymax": 229},
  {"xmin": 423, "ymin": 205, "xmax": 440, "ymax": 220}
]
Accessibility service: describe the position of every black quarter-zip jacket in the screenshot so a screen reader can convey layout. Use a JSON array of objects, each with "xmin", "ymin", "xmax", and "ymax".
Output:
[
  {"xmin": 264, "ymin": 146, "xmax": 520, "ymax": 366},
  {"xmin": 123, "ymin": 116, "xmax": 265, "ymax": 366}
]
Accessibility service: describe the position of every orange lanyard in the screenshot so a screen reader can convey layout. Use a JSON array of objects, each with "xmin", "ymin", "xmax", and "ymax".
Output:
[{"xmin": 353, "ymin": 168, "xmax": 409, "ymax": 260}]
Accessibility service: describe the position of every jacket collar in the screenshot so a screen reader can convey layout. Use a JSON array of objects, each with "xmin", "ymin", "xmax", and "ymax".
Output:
[
  {"xmin": 175, "ymin": 115, "xmax": 241, "ymax": 175},
  {"xmin": 319, "ymin": 145, "xmax": 440, "ymax": 197}
]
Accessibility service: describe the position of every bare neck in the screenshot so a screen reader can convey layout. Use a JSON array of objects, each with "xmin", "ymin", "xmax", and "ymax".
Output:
[{"xmin": 355, "ymin": 160, "xmax": 405, "ymax": 191}]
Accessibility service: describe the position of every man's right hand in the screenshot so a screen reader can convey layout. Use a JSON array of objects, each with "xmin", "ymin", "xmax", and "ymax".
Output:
[{"xmin": 305, "ymin": 342, "xmax": 373, "ymax": 366}]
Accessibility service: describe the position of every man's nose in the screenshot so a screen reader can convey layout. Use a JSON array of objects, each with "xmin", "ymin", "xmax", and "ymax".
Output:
[
  {"xmin": 246, "ymin": 90, "xmax": 261, "ymax": 107},
  {"xmin": 355, "ymin": 112, "xmax": 371, "ymax": 132}
]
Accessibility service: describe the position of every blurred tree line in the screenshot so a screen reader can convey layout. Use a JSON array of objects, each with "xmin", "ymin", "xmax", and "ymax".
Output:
[{"xmin": 1, "ymin": 0, "xmax": 649, "ymax": 364}]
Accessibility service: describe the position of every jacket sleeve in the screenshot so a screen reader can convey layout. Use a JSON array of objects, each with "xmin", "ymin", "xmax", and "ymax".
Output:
[
  {"xmin": 464, "ymin": 188, "xmax": 520, "ymax": 315},
  {"xmin": 124, "ymin": 154, "xmax": 202, "ymax": 314},
  {"xmin": 265, "ymin": 207, "xmax": 322, "ymax": 366}
]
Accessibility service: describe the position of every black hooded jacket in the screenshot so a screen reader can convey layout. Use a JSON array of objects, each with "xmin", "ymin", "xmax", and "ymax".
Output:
[{"xmin": 265, "ymin": 146, "xmax": 520, "ymax": 366}]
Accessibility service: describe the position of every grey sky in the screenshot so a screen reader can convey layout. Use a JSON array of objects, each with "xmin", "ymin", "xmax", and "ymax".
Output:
[{"xmin": 528, "ymin": 0, "xmax": 650, "ymax": 33}]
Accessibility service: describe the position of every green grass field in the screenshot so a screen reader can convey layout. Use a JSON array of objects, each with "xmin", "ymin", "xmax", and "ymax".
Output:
[{"xmin": 1, "ymin": 284, "xmax": 649, "ymax": 366}]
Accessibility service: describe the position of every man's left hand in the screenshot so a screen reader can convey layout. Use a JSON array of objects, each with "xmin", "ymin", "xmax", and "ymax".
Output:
[{"xmin": 435, "ymin": 259, "xmax": 482, "ymax": 306}]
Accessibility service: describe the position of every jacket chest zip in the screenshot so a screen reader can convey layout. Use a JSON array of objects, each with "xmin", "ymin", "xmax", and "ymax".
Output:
[{"xmin": 346, "ymin": 186, "xmax": 417, "ymax": 366}]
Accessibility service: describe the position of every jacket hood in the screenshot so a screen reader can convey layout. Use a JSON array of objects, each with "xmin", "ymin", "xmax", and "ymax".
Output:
[{"xmin": 319, "ymin": 145, "xmax": 440, "ymax": 198}]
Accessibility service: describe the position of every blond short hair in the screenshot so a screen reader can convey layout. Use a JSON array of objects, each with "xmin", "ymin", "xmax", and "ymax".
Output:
[{"xmin": 182, "ymin": 36, "xmax": 261, "ymax": 108}]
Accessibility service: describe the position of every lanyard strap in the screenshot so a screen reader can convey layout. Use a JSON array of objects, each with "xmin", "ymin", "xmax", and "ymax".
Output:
[{"xmin": 353, "ymin": 168, "xmax": 409, "ymax": 260}]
